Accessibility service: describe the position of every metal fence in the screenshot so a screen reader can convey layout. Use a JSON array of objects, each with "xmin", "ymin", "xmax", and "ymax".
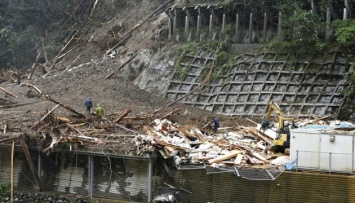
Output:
[
  {"xmin": 3, "ymin": 145, "xmax": 355, "ymax": 202},
  {"xmin": 294, "ymin": 150, "xmax": 355, "ymax": 174},
  {"xmin": 0, "ymin": 146, "xmax": 153, "ymax": 202}
]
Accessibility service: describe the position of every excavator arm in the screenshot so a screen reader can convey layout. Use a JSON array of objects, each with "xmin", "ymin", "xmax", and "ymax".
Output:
[
  {"xmin": 261, "ymin": 100, "xmax": 295, "ymax": 152},
  {"xmin": 263, "ymin": 100, "xmax": 293, "ymax": 130}
]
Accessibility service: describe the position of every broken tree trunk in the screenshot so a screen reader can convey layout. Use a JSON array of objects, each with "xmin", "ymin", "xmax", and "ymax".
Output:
[
  {"xmin": 31, "ymin": 104, "xmax": 60, "ymax": 129},
  {"xmin": 20, "ymin": 83, "xmax": 42, "ymax": 94},
  {"xmin": 63, "ymin": 55, "xmax": 81, "ymax": 72},
  {"xmin": 0, "ymin": 137, "xmax": 17, "ymax": 143},
  {"xmin": 66, "ymin": 123, "xmax": 86, "ymax": 137},
  {"xmin": 114, "ymin": 108, "xmax": 132, "ymax": 123},
  {"xmin": 18, "ymin": 134, "xmax": 42, "ymax": 191},
  {"xmin": 102, "ymin": 116, "xmax": 142, "ymax": 134},
  {"xmin": 0, "ymin": 101, "xmax": 42, "ymax": 109},
  {"xmin": 44, "ymin": 95, "xmax": 88, "ymax": 119},
  {"xmin": 48, "ymin": 30, "xmax": 79, "ymax": 71},
  {"xmin": 42, "ymin": 133, "xmax": 60, "ymax": 155},
  {"xmin": 161, "ymin": 109, "xmax": 180, "ymax": 120},
  {"xmin": 105, "ymin": 52, "xmax": 139, "ymax": 79},
  {"xmin": 89, "ymin": 0, "xmax": 99, "ymax": 17},
  {"xmin": 55, "ymin": 116, "xmax": 71, "ymax": 123},
  {"xmin": 29, "ymin": 50, "xmax": 42, "ymax": 80},
  {"xmin": 41, "ymin": 38, "xmax": 51, "ymax": 71},
  {"xmin": 0, "ymin": 87, "xmax": 18, "ymax": 98}
]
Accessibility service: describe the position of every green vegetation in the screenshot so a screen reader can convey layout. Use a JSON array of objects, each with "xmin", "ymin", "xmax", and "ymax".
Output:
[
  {"xmin": 0, "ymin": 182, "xmax": 9, "ymax": 197},
  {"xmin": 333, "ymin": 19, "xmax": 355, "ymax": 46},
  {"xmin": 217, "ymin": 0, "xmax": 234, "ymax": 8},
  {"xmin": 175, "ymin": 43, "xmax": 200, "ymax": 80},
  {"xmin": 346, "ymin": 64, "xmax": 355, "ymax": 98},
  {"xmin": 175, "ymin": 37, "xmax": 235, "ymax": 81},
  {"xmin": 269, "ymin": 0, "xmax": 325, "ymax": 51}
]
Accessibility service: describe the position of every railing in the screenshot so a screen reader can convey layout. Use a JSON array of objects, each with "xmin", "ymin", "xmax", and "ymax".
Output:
[{"xmin": 293, "ymin": 150, "xmax": 355, "ymax": 174}]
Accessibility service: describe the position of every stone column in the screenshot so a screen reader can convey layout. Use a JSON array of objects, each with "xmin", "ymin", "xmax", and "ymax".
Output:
[
  {"xmin": 38, "ymin": 151, "xmax": 42, "ymax": 178},
  {"xmin": 185, "ymin": 15, "xmax": 189, "ymax": 42},
  {"xmin": 345, "ymin": 0, "xmax": 350, "ymax": 18},
  {"xmin": 147, "ymin": 156, "xmax": 153, "ymax": 203},
  {"xmin": 249, "ymin": 13, "xmax": 253, "ymax": 43},
  {"xmin": 311, "ymin": 0, "xmax": 316, "ymax": 14},
  {"xmin": 209, "ymin": 14, "xmax": 213, "ymax": 39},
  {"xmin": 343, "ymin": 8, "xmax": 348, "ymax": 19},
  {"xmin": 278, "ymin": 12, "xmax": 282, "ymax": 41},
  {"xmin": 235, "ymin": 13, "xmax": 240, "ymax": 43},
  {"xmin": 221, "ymin": 14, "xmax": 226, "ymax": 40},
  {"xmin": 325, "ymin": 9, "xmax": 331, "ymax": 42},
  {"xmin": 88, "ymin": 156, "xmax": 94, "ymax": 197},
  {"xmin": 173, "ymin": 16, "xmax": 177, "ymax": 41},
  {"xmin": 168, "ymin": 17, "xmax": 172, "ymax": 40},
  {"xmin": 263, "ymin": 12, "xmax": 268, "ymax": 43},
  {"xmin": 196, "ymin": 15, "xmax": 201, "ymax": 42}
]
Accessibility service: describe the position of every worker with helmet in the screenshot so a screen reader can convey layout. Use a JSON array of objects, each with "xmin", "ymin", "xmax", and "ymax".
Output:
[{"xmin": 96, "ymin": 104, "xmax": 104, "ymax": 123}]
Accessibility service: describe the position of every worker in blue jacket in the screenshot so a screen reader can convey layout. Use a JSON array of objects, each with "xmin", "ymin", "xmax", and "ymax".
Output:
[
  {"xmin": 84, "ymin": 97, "xmax": 93, "ymax": 114},
  {"xmin": 213, "ymin": 117, "xmax": 220, "ymax": 133}
]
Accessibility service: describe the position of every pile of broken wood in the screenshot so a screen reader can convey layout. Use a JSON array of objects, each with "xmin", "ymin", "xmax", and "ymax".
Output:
[
  {"xmin": 133, "ymin": 118, "xmax": 285, "ymax": 169},
  {"xmin": 0, "ymin": 91, "xmax": 195, "ymax": 156},
  {"xmin": 133, "ymin": 115, "xmax": 350, "ymax": 169},
  {"xmin": 1, "ymin": 90, "xmax": 283, "ymax": 170},
  {"xmin": 1, "ymin": 84, "xmax": 346, "ymax": 171}
]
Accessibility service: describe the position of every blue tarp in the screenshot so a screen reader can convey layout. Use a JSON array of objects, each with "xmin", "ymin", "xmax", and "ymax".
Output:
[{"xmin": 301, "ymin": 122, "xmax": 355, "ymax": 130}]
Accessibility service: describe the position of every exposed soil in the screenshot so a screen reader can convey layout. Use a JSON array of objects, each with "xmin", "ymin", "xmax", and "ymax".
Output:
[{"xmin": 0, "ymin": 1, "xmax": 258, "ymax": 152}]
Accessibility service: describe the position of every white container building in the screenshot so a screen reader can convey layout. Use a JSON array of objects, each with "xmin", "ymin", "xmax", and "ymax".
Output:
[{"xmin": 289, "ymin": 121, "xmax": 355, "ymax": 173}]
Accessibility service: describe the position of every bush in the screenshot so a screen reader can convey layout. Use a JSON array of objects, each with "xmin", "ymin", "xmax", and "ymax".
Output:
[
  {"xmin": 0, "ymin": 182, "xmax": 9, "ymax": 197},
  {"xmin": 333, "ymin": 19, "xmax": 355, "ymax": 46}
]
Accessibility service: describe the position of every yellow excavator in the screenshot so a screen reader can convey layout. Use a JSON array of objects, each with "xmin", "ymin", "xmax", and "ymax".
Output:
[{"xmin": 261, "ymin": 100, "xmax": 295, "ymax": 153}]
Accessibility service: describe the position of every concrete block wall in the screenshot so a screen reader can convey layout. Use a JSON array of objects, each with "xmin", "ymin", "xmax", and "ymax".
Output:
[{"xmin": 166, "ymin": 45, "xmax": 351, "ymax": 118}]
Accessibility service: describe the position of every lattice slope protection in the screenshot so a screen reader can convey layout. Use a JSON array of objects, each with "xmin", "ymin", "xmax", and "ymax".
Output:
[{"xmin": 166, "ymin": 46, "xmax": 350, "ymax": 118}]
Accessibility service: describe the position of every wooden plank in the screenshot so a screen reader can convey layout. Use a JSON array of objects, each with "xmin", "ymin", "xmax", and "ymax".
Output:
[
  {"xmin": 208, "ymin": 150, "xmax": 242, "ymax": 164},
  {"xmin": 234, "ymin": 154, "xmax": 243, "ymax": 165},
  {"xmin": 249, "ymin": 128, "xmax": 274, "ymax": 146},
  {"xmin": 114, "ymin": 108, "xmax": 132, "ymax": 123}
]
